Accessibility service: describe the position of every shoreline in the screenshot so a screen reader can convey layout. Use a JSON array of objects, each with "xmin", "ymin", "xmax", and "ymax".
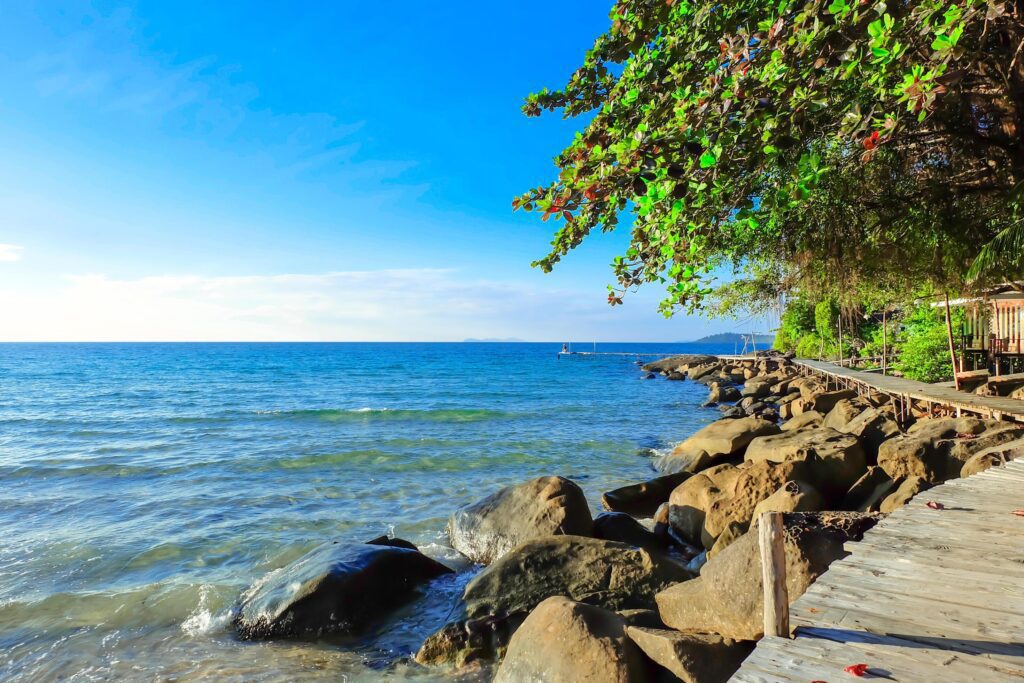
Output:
[{"xmin": 230, "ymin": 351, "xmax": 1024, "ymax": 681}]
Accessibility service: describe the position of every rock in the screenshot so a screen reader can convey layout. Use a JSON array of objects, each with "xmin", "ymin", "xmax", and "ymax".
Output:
[
  {"xmin": 702, "ymin": 460, "xmax": 814, "ymax": 546},
  {"xmin": 821, "ymin": 398, "xmax": 870, "ymax": 431},
  {"xmin": 906, "ymin": 416, "xmax": 991, "ymax": 439},
  {"xmin": 659, "ymin": 417, "xmax": 780, "ymax": 474},
  {"xmin": 617, "ymin": 608, "xmax": 666, "ymax": 628},
  {"xmin": 718, "ymin": 406, "xmax": 745, "ymax": 419},
  {"xmin": 234, "ymin": 540, "xmax": 453, "ymax": 639},
  {"xmin": 842, "ymin": 467, "xmax": 898, "ymax": 512},
  {"xmin": 689, "ymin": 363, "xmax": 723, "ymax": 381},
  {"xmin": 751, "ymin": 480, "xmax": 824, "ymax": 521},
  {"xmin": 667, "ymin": 466, "xmax": 740, "ymax": 545},
  {"xmin": 461, "ymin": 536, "xmax": 692, "ymax": 621},
  {"xmin": 420, "ymin": 536, "xmax": 693, "ymax": 666},
  {"xmin": 652, "ymin": 503, "xmax": 671, "ymax": 542},
  {"xmin": 961, "ymin": 437, "xmax": 1024, "ymax": 477},
  {"xmin": 593, "ymin": 512, "xmax": 666, "ymax": 553},
  {"xmin": 643, "ymin": 372, "xmax": 657, "ymax": 379},
  {"xmin": 742, "ymin": 401, "xmax": 768, "ymax": 416},
  {"xmin": 704, "ymin": 384, "xmax": 742, "ymax": 406},
  {"xmin": 495, "ymin": 597, "xmax": 651, "ymax": 683},
  {"xmin": 740, "ymin": 378, "xmax": 774, "ymax": 399},
  {"xmin": 837, "ymin": 407, "xmax": 901, "ymax": 461},
  {"xmin": 743, "ymin": 427, "xmax": 868, "ymax": 499},
  {"xmin": 416, "ymin": 614, "xmax": 523, "ymax": 667},
  {"xmin": 448, "ymin": 475, "xmax": 593, "ymax": 564},
  {"xmin": 758, "ymin": 407, "xmax": 780, "ymax": 422},
  {"xmin": 706, "ymin": 521, "xmax": 746, "ymax": 559},
  {"xmin": 945, "ymin": 424, "xmax": 1024, "ymax": 468},
  {"xmin": 880, "ymin": 475, "xmax": 931, "ymax": 512},
  {"xmin": 643, "ymin": 355, "xmax": 718, "ymax": 374},
  {"xmin": 625, "ymin": 627, "xmax": 755, "ymax": 683},
  {"xmin": 602, "ymin": 472, "xmax": 693, "ymax": 517},
  {"xmin": 656, "ymin": 512, "xmax": 880, "ymax": 640},
  {"xmin": 668, "ymin": 371, "xmax": 686, "ymax": 380},
  {"xmin": 780, "ymin": 411, "xmax": 823, "ymax": 432},
  {"xmin": 810, "ymin": 389, "xmax": 859, "ymax": 414}
]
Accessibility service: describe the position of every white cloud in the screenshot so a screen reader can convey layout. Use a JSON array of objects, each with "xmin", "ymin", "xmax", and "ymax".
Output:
[
  {"xmin": 0, "ymin": 268, "xmax": 687, "ymax": 342},
  {"xmin": 0, "ymin": 244, "xmax": 23, "ymax": 262}
]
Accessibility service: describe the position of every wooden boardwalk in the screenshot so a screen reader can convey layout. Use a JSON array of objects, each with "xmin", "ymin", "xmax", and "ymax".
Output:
[
  {"xmin": 731, "ymin": 459, "xmax": 1024, "ymax": 682},
  {"xmin": 795, "ymin": 359, "xmax": 1024, "ymax": 422}
]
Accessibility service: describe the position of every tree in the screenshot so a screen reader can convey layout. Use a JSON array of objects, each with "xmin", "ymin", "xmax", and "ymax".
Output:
[{"xmin": 516, "ymin": 0, "xmax": 1024, "ymax": 315}]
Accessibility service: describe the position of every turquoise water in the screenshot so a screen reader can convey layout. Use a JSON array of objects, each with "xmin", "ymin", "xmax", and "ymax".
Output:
[{"xmin": 0, "ymin": 342, "xmax": 726, "ymax": 681}]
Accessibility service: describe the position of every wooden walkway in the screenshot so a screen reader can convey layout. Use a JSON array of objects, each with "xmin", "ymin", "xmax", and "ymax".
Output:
[
  {"xmin": 731, "ymin": 459, "xmax": 1024, "ymax": 682},
  {"xmin": 795, "ymin": 359, "xmax": 1024, "ymax": 423}
]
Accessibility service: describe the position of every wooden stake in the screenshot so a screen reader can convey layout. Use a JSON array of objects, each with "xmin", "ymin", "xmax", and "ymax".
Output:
[
  {"xmin": 759, "ymin": 512, "xmax": 789, "ymax": 638},
  {"xmin": 882, "ymin": 309, "xmax": 888, "ymax": 376},
  {"xmin": 944, "ymin": 292, "xmax": 960, "ymax": 391}
]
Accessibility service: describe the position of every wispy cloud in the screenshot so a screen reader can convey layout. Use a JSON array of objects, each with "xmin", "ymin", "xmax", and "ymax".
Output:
[
  {"xmin": 0, "ymin": 268, "xmax": 651, "ymax": 342},
  {"xmin": 0, "ymin": 244, "xmax": 24, "ymax": 262}
]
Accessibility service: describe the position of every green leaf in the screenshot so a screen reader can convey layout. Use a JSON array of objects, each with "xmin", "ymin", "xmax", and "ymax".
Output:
[{"xmin": 699, "ymin": 150, "xmax": 718, "ymax": 168}]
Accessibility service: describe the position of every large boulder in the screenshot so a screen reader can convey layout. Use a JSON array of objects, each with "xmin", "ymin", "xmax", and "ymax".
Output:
[
  {"xmin": 448, "ymin": 476, "xmax": 593, "ymax": 564},
  {"xmin": 779, "ymin": 410, "xmax": 823, "ymax": 432},
  {"xmin": 659, "ymin": 417, "xmax": 780, "ymax": 474},
  {"xmin": 750, "ymin": 480, "xmax": 824, "ymax": 521},
  {"xmin": 656, "ymin": 512, "xmax": 880, "ymax": 640},
  {"xmin": 418, "ymin": 536, "xmax": 693, "ymax": 666},
  {"xmin": 821, "ymin": 398, "xmax": 870, "ymax": 431},
  {"xmin": 495, "ymin": 597, "xmax": 651, "ymax": 683},
  {"xmin": 705, "ymin": 383, "xmax": 742, "ymax": 406},
  {"xmin": 689, "ymin": 363, "xmax": 723, "ymax": 381},
  {"xmin": 740, "ymin": 378, "xmax": 774, "ymax": 399},
  {"xmin": 743, "ymin": 427, "xmax": 868, "ymax": 499},
  {"xmin": 625, "ymin": 627, "xmax": 754, "ymax": 683},
  {"xmin": 643, "ymin": 354, "xmax": 718, "ymax": 374},
  {"xmin": 880, "ymin": 476, "xmax": 931, "ymax": 512},
  {"xmin": 667, "ymin": 464, "xmax": 746, "ymax": 546},
  {"xmin": 593, "ymin": 512, "xmax": 667, "ymax": 553},
  {"xmin": 602, "ymin": 472, "xmax": 692, "ymax": 517},
  {"xmin": 961, "ymin": 437, "xmax": 1024, "ymax": 477},
  {"xmin": 809, "ymin": 389, "xmax": 859, "ymax": 414},
  {"xmin": 701, "ymin": 460, "xmax": 814, "ymax": 547},
  {"xmin": 233, "ymin": 539, "xmax": 453, "ymax": 639},
  {"xmin": 837, "ymin": 406, "xmax": 901, "ymax": 461}
]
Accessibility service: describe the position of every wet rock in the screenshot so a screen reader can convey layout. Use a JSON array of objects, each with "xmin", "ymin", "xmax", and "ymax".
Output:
[
  {"xmin": 659, "ymin": 417, "xmax": 780, "ymax": 474},
  {"xmin": 880, "ymin": 476, "xmax": 931, "ymax": 512},
  {"xmin": 842, "ymin": 466, "xmax": 898, "ymax": 512},
  {"xmin": 704, "ymin": 384, "xmax": 742, "ymax": 406},
  {"xmin": 656, "ymin": 512, "xmax": 880, "ymax": 640},
  {"xmin": 495, "ymin": 597, "xmax": 651, "ymax": 683},
  {"xmin": 625, "ymin": 627, "xmax": 755, "ymax": 683},
  {"xmin": 420, "ymin": 536, "xmax": 693, "ymax": 666},
  {"xmin": 593, "ymin": 512, "xmax": 666, "ymax": 553},
  {"xmin": 233, "ymin": 540, "xmax": 453, "ymax": 640},
  {"xmin": 643, "ymin": 372, "xmax": 657, "ymax": 379},
  {"xmin": 602, "ymin": 472, "xmax": 693, "ymax": 517},
  {"xmin": 415, "ymin": 614, "xmax": 523, "ymax": 667},
  {"xmin": 448, "ymin": 475, "xmax": 593, "ymax": 564}
]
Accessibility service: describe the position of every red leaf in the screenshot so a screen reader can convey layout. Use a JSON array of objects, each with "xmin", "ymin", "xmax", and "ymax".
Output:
[
  {"xmin": 1012, "ymin": 509, "xmax": 1024, "ymax": 517},
  {"xmin": 926, "ymin": 501, "xmax": 945, "ymax": 510},
  {"xmin": 844, "ymin": 663, "xmax": 870, "ymax": 677}
]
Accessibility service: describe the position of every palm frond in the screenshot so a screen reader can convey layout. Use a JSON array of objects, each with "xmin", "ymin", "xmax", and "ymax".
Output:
[{"xmin": 967, "ymin": 218, "xmax": 1024, "ymax": 282}]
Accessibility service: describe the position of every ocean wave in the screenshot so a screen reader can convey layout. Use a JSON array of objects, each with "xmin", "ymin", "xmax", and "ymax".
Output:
[{"xmin": 252, "ymin": 407, "xmax": 518, "ymax": 423}]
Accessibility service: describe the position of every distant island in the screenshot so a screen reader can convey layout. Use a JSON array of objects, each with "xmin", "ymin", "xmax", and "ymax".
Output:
[{"xmin": 690, "ymin": 332, "xmax": 775, "ymax": 346}]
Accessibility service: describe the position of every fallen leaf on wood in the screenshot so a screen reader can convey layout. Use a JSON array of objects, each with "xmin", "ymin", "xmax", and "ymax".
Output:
[
  {"xmin": 844, "ymin": 663, "xmax": 870, "ymax": 677},
  {"xmin": 926, "ymin": 501, "xmax": 945, "ymax": 510},
  {"xmin": 808, "ymin": 607, "xmax": 821, "ymax": 613},
  {"xmin": 1012, "ymin": 509, "xmax": 1024, "ymax": 517}
]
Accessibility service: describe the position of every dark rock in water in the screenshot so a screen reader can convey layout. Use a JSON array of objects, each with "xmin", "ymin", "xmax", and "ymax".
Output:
[
  {"xmin": 233, "ymin": 540, "xmax": 453, "ymax": 640},
  {"xmin": 703, "ymin": 384, "xmax": 741, "ymax": 407},
  {"xmin": 601, "ymin": 472, "xmax": 692, "ymax": 517},
  {"xmin": 495, "ymin": 597, "xmax": 653, "ymax": 683},
  {"xmin": 643, "ymin": 354, "xmax": 717, "ymax": 373},
  {"xmin": 418, "ymin": 536, "xmax": 693, "ymax": 666},
  {"xmin": 643, "ymin": 372, "xmax": 657, "ymax": 380},
  {"xmin": 625, "ymin": 626, "xmax": 754, "ymax": 683},
  {"xmin": 365, "ymin": 535, "xmax": 417, "ymax": 550},
  {"xmin": 448, "ymin": 475, "xmax": 593, "ymax": 565},
  {"xmin": 718, "ymin": 406, "xmax": 745, "ymax": 419},
  {"xmin": 592, "ymin": 512, "xmax": 667, "ymax": 553}
]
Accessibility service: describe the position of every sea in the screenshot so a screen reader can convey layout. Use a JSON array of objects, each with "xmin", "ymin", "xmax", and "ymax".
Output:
[{"xmin": 0, "ymin": 342, "xmax": 732, "ymax": 681}]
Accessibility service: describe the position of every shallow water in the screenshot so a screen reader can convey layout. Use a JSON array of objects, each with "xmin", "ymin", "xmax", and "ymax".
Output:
[{"xmin": 0, "ymin": 342, "xmax": 727, "ymax": 681}]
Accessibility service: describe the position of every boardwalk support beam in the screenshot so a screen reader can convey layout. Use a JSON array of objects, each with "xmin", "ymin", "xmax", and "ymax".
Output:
[{"xmin": 759, "ymin": 512, "xmax": 790, "ymax": 638}]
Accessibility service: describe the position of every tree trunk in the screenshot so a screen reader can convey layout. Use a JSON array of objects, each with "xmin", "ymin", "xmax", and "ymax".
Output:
[{"xmin": 945, "ymin": 293, "xmax": 960, "ymax": 391}]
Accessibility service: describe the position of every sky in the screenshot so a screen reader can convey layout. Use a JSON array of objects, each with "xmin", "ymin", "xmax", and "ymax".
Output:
[{"xmin": 0, "ymin": 1, "xmax": 761, "ymax": 342}]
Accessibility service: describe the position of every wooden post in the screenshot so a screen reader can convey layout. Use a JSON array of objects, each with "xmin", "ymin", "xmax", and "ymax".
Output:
[
  {"xmin": 944, "ymin": 293, "xmax": 960, "ymax": 391},
  {"xmin": 759, "ymin": 512, "xmax": 790, "ymax": 638},
  {"xmin": 882, "ymin": 309, "xmax": 888, "ymax": 376}
]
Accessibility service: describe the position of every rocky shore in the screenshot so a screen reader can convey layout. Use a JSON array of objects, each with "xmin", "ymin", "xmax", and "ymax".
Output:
[{"xmin": 229, "ymin": 353, "xmax": 1024, "ymax": 682}]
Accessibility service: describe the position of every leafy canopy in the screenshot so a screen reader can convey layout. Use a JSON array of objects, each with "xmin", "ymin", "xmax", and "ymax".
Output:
[{"xmin": 516, "ymin": 0, "xmax": 1024, "ymax": 315}]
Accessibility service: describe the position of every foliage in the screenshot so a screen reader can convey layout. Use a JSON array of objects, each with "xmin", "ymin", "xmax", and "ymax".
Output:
[
  {"xmin": 516, "ymin": 0, "xmax": 1024, "ymax": 314},
  {"xmin": 814, "ymin": 299, "xmax": 839, "ymax": 341},
  {"xmin": 895, "ymin": 304, "xmax": 956, "ymax": 382}
]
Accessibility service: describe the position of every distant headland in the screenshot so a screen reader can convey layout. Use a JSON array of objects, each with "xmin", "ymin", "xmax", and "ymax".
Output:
[{"xmin": 688, "ymin": 332, "xmax": 775, "ymax": 345}]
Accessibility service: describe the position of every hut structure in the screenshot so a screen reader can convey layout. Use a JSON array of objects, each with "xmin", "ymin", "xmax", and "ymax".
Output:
[{"xmin": 955, "ymin": 283, "xmax": 1024, "ymax": 375}]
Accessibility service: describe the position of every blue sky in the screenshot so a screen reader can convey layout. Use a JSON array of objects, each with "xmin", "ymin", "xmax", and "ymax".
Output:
[{"xmin": 0, "ymin": 1, "xmax": 759, "ymax": 341}]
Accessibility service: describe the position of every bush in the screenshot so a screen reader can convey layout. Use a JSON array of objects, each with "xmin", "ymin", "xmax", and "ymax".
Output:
[{"xmin": 895, "ymin": 305, "xmax": 956, "ymax": 383}]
